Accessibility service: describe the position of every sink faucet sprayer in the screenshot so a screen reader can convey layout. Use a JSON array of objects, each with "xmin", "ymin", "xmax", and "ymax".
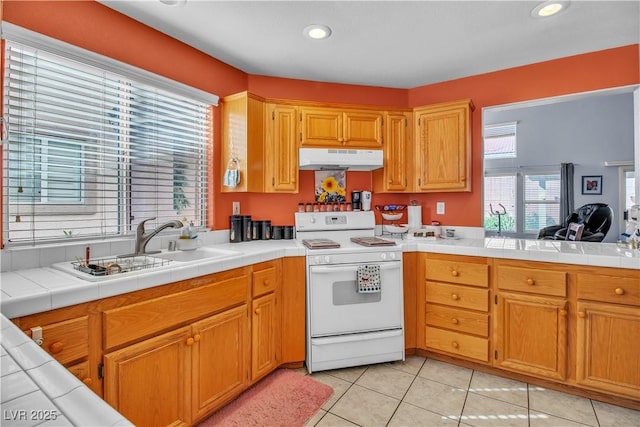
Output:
[{"xmin": 134, "ymin": 217, "xmax": 184, "ymax": 256}]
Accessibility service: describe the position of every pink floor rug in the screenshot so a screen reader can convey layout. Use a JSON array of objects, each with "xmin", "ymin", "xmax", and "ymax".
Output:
[{"xmin": 199, "ymin": 369, "xmax": 333, "ymax": 427}]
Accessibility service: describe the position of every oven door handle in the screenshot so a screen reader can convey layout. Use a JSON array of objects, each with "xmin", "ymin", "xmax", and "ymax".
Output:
[
  {"xmin": 310, "ymin": 263, "xmax": 400, "ymax": 274},
  {"xmin": 312, "ymin": 329, "xmax": 403, "ymax": 345}
]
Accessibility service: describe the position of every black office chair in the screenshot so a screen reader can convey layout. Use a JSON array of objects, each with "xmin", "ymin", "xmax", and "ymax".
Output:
[{"xmin": 538, "ymin": 203, "xmax": 613, "ymax": 242}]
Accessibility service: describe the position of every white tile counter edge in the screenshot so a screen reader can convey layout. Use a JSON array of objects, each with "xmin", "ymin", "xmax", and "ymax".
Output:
[
  {"xmin": 1, "ymin": 315, "xmax": 133, "ymax": 427},
  {"xmin": 1, "ymin": 235, "xmax": 638, "ymax": 319}
]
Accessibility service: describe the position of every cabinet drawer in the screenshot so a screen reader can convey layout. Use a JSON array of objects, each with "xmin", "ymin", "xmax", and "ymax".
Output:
[
  {"xmin": 577, "ymin": 273, "xmax": 640, "ymax": 307},
  {"xmin": 252, "ymin": 267, "xmax": 277, "ymax": 297},
  {"xmin": 425, "ymin": 304, "xmax": 489, "ymax": 337},
  {"xmin": 425, "ymin": 260, "xmax": 488, "ymax": 287},
  {"xmin": 425, "ymin": 282, "xmax": 489, "ymax": 312},
  {"xmin": 24, "ymin": 316, "xmax": 89, "ymax": 365},
  {"xmin": 104, "ymin": 274, "xmax": 248, "ymax": 350},
  {"xmin": 425, "ymin": 326, "xmax": 489, "ymax": 362},
  {"xmin": 496, "ymin": 266, "xmax": 566, "ymax": 297}
]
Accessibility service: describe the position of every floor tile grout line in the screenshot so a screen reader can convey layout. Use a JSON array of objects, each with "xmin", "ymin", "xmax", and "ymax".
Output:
[{"xmin": 383, "ymin": 356, "xmax": 427, "ymax": 426}]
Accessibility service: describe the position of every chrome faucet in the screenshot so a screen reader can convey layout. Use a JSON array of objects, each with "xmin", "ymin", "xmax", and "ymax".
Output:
[{"xmin": 134, "ymin": 217, "xmax": 183, "ymax": 256}]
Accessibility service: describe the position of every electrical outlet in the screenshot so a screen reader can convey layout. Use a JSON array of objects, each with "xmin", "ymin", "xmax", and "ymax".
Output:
[
  {"xmin": 232, "ymin": 201, "xmax": 240, "ymax": 215},
  {"xmin": 436, "ymin": 202, "xmax": 445, "ymax": 215}
]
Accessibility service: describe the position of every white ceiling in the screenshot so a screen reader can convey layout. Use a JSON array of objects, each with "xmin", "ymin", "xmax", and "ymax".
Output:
[{"xmin": 99, "ymin": 0, "xmax": 640, "ymax": 89}]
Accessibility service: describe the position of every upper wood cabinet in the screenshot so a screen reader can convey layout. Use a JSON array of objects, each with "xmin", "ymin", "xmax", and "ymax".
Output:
[
  {"xmin": 373, "ymin": 112, "xmax": 412, "ymax": 192},
  {"xmin": 300, "ymin": 107, "xmax": 384, "ymax": 148},
  {"xmin": 221, "ymin": 92, "xmax": 265, "ymax": 193},
  {"xmin": 266, "ymin": 103, "xmax": 299, "ymax": 192},
  {"xmin": 413, "ymin": 99, "xmax": 473, "ymax": 192},
  {"xmin": 221, "ymin": 93, "xmax": 299, "ymax": 193}
]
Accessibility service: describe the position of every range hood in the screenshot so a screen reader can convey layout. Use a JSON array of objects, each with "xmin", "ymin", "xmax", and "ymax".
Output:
[{"xmin": 298, "ymin": 148, "xmax": 383, "ymax": 171}]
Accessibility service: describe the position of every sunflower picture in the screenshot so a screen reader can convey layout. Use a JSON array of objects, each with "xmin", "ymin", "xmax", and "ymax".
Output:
[{"xmin": 315, "ymin": 170, "xmax": 346, "ymax": 203}]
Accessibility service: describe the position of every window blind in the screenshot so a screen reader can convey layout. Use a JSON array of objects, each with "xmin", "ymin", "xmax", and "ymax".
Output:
[
  {"xmin": 3, "ymin": 40, "xmax": 211, "ymax": 244},
  {"xmin": 484, "ymin": 122, "xmax": 517, "ymax": 159}
]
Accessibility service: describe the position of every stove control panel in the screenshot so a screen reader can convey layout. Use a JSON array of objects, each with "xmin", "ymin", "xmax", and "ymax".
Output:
[{"xmin": 309, "ymin": 251, "xmax": 400, "ymax": 265}]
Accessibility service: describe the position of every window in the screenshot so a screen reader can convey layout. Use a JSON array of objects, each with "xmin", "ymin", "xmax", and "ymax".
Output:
[
  {"xmin": 2, "ymin": 36, "xmax": 214, "ymax": 245},
  {"xmin": 483, "ymin": 122, "xmax": 517, "ymax": 159},
  {"xmin": 484, "ymin": 170, "xmax": 560, "ymax": 236}
]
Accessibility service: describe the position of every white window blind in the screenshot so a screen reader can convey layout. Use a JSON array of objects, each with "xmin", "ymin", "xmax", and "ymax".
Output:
[
  {"xmin": 3, "ymin": 39, "xmax": 211, "ymax": 245},
  {"xmin": 484, "ymin": 122, "xmax": 517, "ymax": 159}
]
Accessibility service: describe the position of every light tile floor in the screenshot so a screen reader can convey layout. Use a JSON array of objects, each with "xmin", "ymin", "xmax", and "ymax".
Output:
[{"xmin": 304, "ymin": 356, "xmax": 639, "ymax": 427}]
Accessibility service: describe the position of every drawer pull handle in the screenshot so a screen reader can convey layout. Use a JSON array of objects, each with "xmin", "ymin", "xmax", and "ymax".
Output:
[
  {"xmin": 526, "ymin": 278, "xmax": 535, "ymax": 286},
  {"xmin": 263, "ymin": 279, "xmax": 270, "ymax": 286},
  {"xmin": 49, "ymin": 342, "xmax": 64, "ymax": 354},
  {"xmin": 82, "ymin": 378, "xmax": 92, "ymax": 386},
  {"xmin": 451, "ymin": 270, "xmax": 459, "ymax": 277},
  {"xmin": 615, "ymin": 287, "xmax": 625, "ymax": 295},
  {"xmin": 451, "ymin": 318, "xmax": 459, "ymax": 325},
  {"xmin": 578, "ymin": 311, "xmax": 586, "ymax": 318},
  {"xmin": 451, "ymin": 341, "xmax": 459, "ymax": 349},
  {"xmin": 451, "ymin": 294, "xmax": 460, "ymax": 301},
  {"xmin": 193, "ymin": 334, "xmax": 201, "ymax": 342},
  {"xmin": 186, "ymin": 337, "xmax": 195, "ymax": 346}
]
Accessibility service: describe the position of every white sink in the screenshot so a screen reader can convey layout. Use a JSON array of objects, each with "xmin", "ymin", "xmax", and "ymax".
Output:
[{"xmin": 153, "ymin": 247, "xmax": 242, "ymax": 262}]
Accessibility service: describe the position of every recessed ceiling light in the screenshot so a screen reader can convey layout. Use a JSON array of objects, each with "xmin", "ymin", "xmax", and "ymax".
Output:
[
  {"xmin": 531, "ymin": 1, "xmax": 569, "ymax": 18},
  {"xmin": 304, "ymin": 24, "xmax": 332, "ymax": 40}
]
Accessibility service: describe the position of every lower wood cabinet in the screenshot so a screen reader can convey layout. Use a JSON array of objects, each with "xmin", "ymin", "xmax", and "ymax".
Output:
[
  {"xmin": 251, "ymin": 293, "xmax": 278, "ymax": 381},
  {"xmin": 494, "ymin": 261, "xmax": 568, "ymax": 381},
  {"xmin": 575, "ymin": 271, "xmax": 640, "ymax": 400},
  {"xmin": 494, "ymin": 292, "xmax": 568, "ymax": 381}
]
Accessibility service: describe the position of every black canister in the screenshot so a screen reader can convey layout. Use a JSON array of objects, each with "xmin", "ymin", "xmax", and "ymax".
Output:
[
  {"xmin": 272, "ymin": 225, "xmax": 283, "ymax": 240},
  {"xmin": 283, "ymin": 225, "xmax": 294, "ymax": 239},
  {"xmin": 242, "ymin": 215, "xmax": 252, "ymax": 241},
  {"xmin": 251, "ymin": 220, "xmax": 261, "ymax": 240},
  {"xmin": 230, "ymin": 215, "xmax": 243, "ymax": 243},
  {"xmin": 351, "ymin": 190, "xmax": 362, "ymax": 211},
  {"xmin": 260, "ymin": 220, "xmax": 271, "ymax": 239}
]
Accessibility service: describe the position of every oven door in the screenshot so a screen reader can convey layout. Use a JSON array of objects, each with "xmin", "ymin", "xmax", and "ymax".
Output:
[{"xmin": 308, "ymin": 260, "xmax": 403, "ymax": 337}]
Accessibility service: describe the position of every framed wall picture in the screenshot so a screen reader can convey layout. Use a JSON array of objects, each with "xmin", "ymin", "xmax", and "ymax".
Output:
[{"xmin": 581, "ymin": 175, "xmax": 602, "ymax": 195}]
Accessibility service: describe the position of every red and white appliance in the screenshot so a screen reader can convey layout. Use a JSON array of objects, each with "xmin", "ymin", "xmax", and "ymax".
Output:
[{"xmin": 295, "ymin": 211, "xmax": 404, "ymax": 373}]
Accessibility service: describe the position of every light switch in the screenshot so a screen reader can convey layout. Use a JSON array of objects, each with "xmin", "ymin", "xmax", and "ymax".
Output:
[
  {"xmin": 232, "ymin": 201, "xmax": 240, "ymax": 215},
  {"xmin": 436, "ymin": 202, "xmax": 445, "ymax": 215}
]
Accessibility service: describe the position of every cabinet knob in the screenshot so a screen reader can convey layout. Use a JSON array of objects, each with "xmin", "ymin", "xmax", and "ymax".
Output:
[
  {"xmin": 451, "ymin": 341, "xmax": 459, "ymax": 349},
  {"xmin": 255, "ymin": 308, "xmax": 261, "ymax": 315},
  {"xmin": 451, "ymin": 318, "xmax": 459, "ymax": 325},
  {"xmin": 193, "ymin": 334, "xmax": 201, "ymax": 342},
  {"xmin": 615, "ymin": 287, "xmax": 625, "ymax": 295},
  {"xmin": 451, "ymin": 294, "xmax": 459, "ymax": 301},
  {"xmin": 263, "ymin": 279, "xmax": 270, "ymax": 286},
  {"xmin": 559, "ymin": 309, "xmax": 568, "ymax": 317},
  {"xmin": 526, "ymin": 278, "xmax": 535, "ymax": 286},
  {"xmin": 186, "ymin": 337, "xmax": 195, "ymax": 346},
  {"xmin": 82, "ymin": 378, "xmax": 92, "ymax": 386},
  {"xmin": 49, "ymin": 342, "xmax": 64, "ymax": 354},
  {"xmin": 451, "ymin": 270, "xmax": 459, "ymax": 277},
  {"xmin": 578, "ymin": 311, "xmax": 586, "ymax": 318}
]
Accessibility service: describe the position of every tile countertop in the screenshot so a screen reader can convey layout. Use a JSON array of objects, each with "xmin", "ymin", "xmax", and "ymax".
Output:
[{"xmin": 0, "ymin": 236, "xmax": 638, "ymax": 425}]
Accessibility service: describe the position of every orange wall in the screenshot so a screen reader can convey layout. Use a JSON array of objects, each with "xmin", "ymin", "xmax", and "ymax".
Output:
[{"xmin": 2, "ymin": 1, "xmax": 639, "ymax": 235}]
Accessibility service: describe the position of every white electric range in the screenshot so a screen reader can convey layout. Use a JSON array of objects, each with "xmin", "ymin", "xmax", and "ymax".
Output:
[{"xmin": 294, "ymin": 211, "xmax": 405, "ymax": 373}]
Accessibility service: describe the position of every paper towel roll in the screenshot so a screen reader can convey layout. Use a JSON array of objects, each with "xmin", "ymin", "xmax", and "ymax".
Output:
[{"xmin": 408, "ymin": 205, "xmax": 422, "ymax": 229}]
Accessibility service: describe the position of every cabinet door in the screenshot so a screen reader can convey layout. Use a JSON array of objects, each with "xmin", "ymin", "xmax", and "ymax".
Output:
[
  {"xmin": 415, "ymin": 100, "xmax": 472, "ymax": 192},
  {"xmin": 266, "ymin": 104, "xmax": 298, "ymax": 193},
  {"xmin": 300, "ymin": 108, "xmax": 343, "ymax": 146},
  {"xmin": 576, "ymin": 301, "xmax": 640, "ymax": 399},
  {"xmin": 191, "ymin": 305, "xmax": 249, "ymax": 419},
  {"xmin": 104, "ymin": 326, "xmax": 192, "ymax": 427},
  {"xmin": 380, "ymin": 112, "xmax": 409, "ymax": 191},
  {"xmin": 495, "ymin": 292, "xmax": 568, "ymax": 380},
  {"xmin": 252, "ymin": 293, "xmax": 279, "ymax": 381},
  {"xmin": 343, "ymin": 110, "xmax": 383, "ymax": 147}
]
